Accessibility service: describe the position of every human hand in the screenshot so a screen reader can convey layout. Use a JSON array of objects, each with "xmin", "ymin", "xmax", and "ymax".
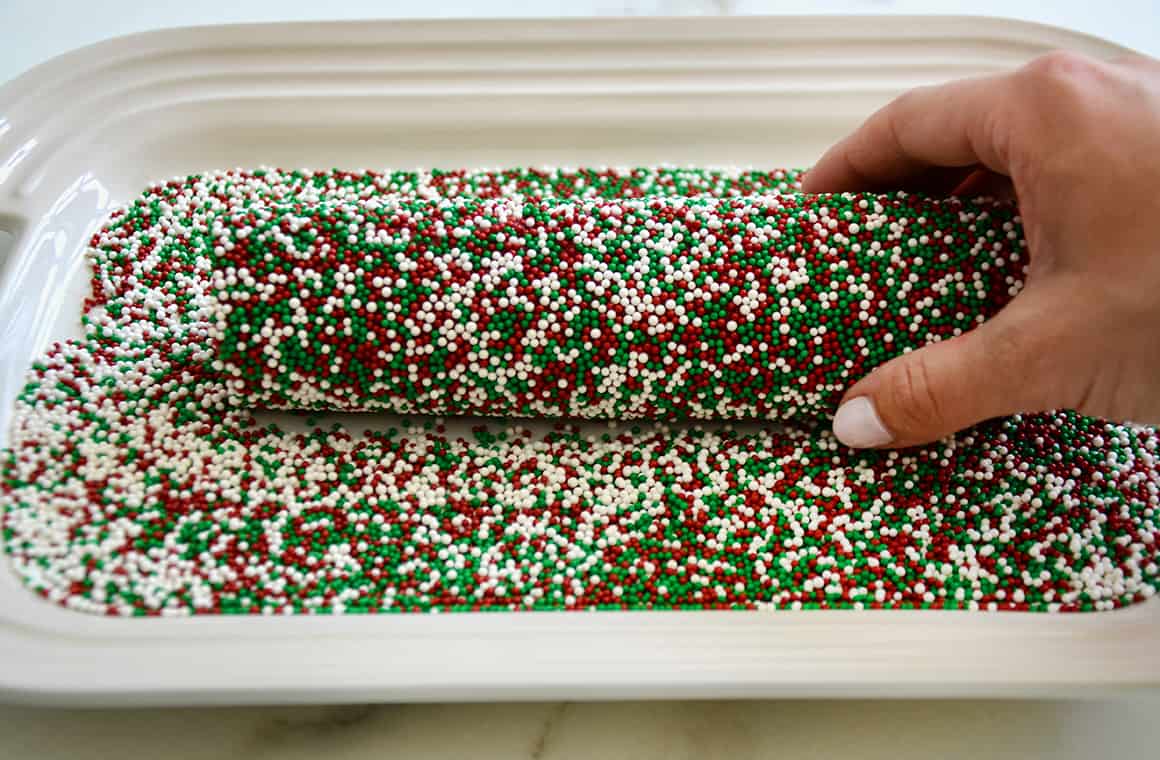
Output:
[{"xmin": 805, "ymin": 52, "xmax": 1160, "ymax": 448}]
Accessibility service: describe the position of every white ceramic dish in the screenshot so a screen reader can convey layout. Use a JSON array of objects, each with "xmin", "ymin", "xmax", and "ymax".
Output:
[{"xmin": 1, "ymin": 16, "xmax": 1156, "ymax": 706}]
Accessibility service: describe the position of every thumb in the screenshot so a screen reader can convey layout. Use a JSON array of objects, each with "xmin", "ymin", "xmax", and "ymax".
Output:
[{"xmin": 830, "ymin": 316, "xmax": 1037, "ymax": 449}]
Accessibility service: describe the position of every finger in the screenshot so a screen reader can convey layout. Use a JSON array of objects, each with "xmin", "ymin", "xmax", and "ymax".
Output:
[
  {"xmin": 802, "ymin": 73, "xmax": 1016, "ymax": 194},
  {"xmin": 831, "ymin": 302, "xmax": 1049, "ymax": 449}
]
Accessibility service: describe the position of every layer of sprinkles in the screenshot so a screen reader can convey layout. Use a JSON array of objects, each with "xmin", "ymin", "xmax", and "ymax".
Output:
[
  {"xmin": 208, "ymin": 193, "xmax": 1019, "ymax": 418},
  {"xmin": 2, "ymin": 167, "xmax": 1158, "ymax": 616}
]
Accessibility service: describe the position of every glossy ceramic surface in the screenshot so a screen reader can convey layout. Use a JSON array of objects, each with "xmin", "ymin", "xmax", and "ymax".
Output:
[{"xmin": 0, "ymin": 16, "xmax": 1155, "ymax": 705}]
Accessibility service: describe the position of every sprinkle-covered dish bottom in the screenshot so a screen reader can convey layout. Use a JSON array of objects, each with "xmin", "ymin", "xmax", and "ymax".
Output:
[{"xmin": 2, "ymin": 167, "xmax": 1158, "ymax": 616}]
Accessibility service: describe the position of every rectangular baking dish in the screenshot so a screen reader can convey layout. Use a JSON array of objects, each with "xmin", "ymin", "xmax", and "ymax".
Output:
[{"xmin": 1, "ymin": 15, "xmax": 1156, "ymax": 706}]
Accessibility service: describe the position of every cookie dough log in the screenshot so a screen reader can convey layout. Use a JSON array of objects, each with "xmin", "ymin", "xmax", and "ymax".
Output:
[{"xmin": 208, "ymin": 191, "xmax": 1024, "ymax": 419}]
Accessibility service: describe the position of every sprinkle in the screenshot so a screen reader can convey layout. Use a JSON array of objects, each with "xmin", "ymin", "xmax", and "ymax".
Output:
[
  {"xmin": 207, "ymin": 191, "xmax": 1019, "ymax": 419},
  {"xmin": 1, "ymin": 167, "xmax": 1157, "ymax": 616}
]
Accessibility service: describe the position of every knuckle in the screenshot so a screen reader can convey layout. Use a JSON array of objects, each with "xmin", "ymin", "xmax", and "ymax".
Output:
[
  {"xmin": 1018, "ymin": 51, "xmax": 1105, "ymax": 108},
  {"xmin": 890, "ymin": 86, "xmax": 925, "ymax": 113},
  {"xmin": 881, "ymin": 85, "xmax": 929, "ymax": 140},
  {"xmin": 884, "ymin": 355, "xmax": 946, "ymax": 435},
  {"xmin": 1021, "ymin": 50, "xmax": 1100, "ymax": 86}
]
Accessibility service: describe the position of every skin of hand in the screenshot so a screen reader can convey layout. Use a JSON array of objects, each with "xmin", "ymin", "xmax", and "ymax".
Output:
[{"xmin": 804, "ymin": 51, "xmax": 1160, "ymax": 449}]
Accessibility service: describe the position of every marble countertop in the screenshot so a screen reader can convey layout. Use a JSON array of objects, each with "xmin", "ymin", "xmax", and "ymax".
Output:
[
  {"xmin": 1, "ymin": 1, "xmax": 1158, "ymax": 758},
  {"xmin": 4, "ymin": 698, "xmax": 1160, "ymax": 759}
]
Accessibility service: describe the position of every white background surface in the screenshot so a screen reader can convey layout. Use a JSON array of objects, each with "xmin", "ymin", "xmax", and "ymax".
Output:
[
  {"xmin": 1, "ymin": 1, "xmax": 1158, "ymax": 758},
  {"xmin": 0, "ymin": 0, "xmax": 1159, "ymax": 84}
]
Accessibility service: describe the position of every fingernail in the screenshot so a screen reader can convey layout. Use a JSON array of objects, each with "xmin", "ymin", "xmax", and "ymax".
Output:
[{"xmin": 833, "ymin": 396, "xmax": 893, "ymax": 448}]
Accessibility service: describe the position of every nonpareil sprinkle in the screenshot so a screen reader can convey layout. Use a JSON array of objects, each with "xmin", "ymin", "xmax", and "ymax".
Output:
[
  {"xmin": 207, "ymin": 193, "xmax": 1019, "ymax": 419},
  {"xmin": 1, "ymin": 167, "xmax": 1158, "ymax": 616}
]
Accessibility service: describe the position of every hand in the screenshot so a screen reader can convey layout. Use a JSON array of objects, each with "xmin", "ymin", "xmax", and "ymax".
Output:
[{"xmin": 804, "ymin": 52, "xmax": 1160, "ymax": 448}]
